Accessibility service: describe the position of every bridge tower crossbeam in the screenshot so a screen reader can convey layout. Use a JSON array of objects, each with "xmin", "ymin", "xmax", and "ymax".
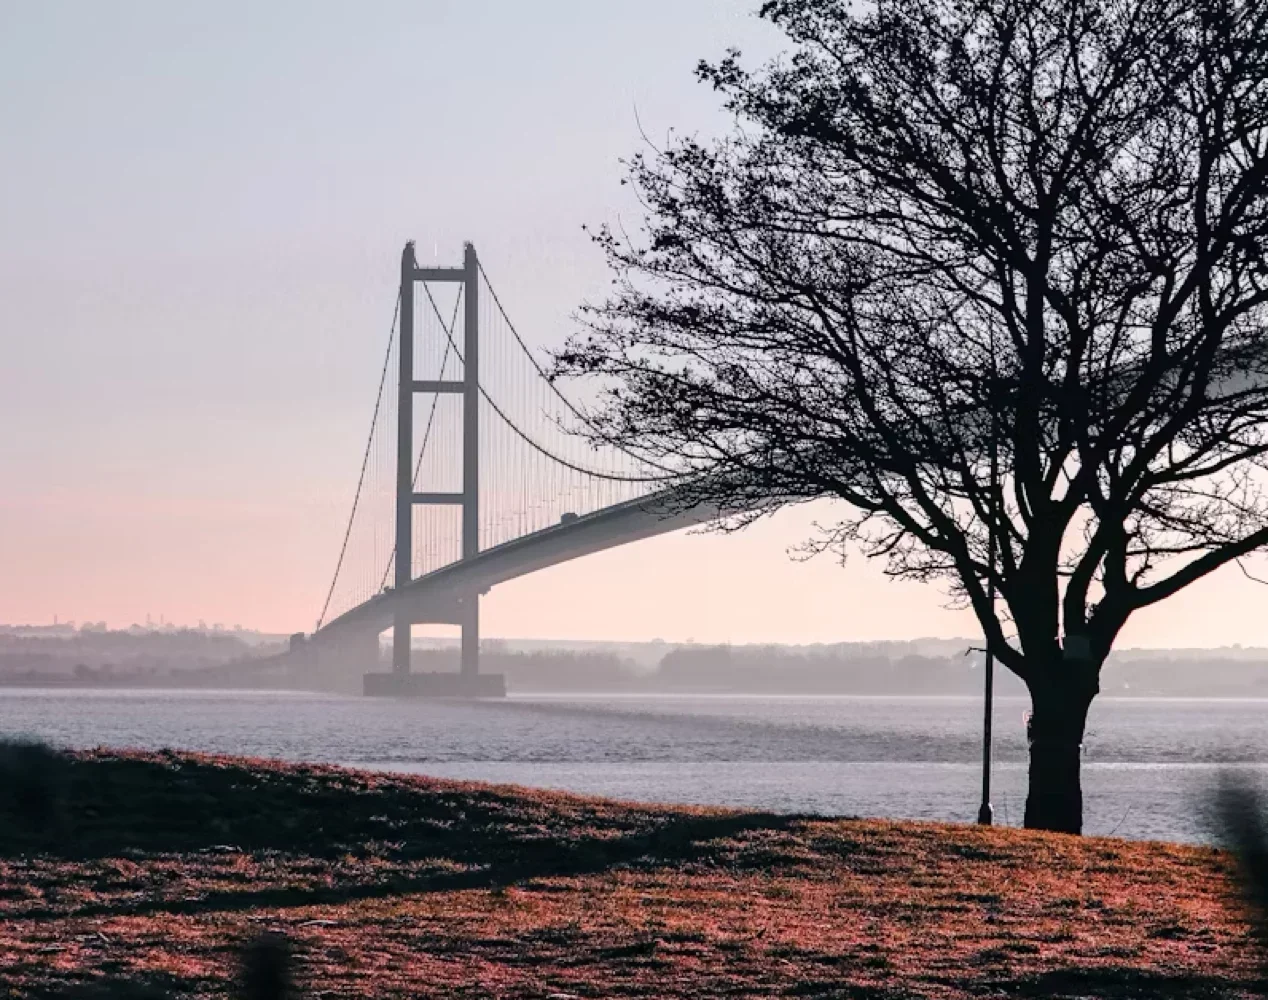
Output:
[{"xmin": 394, "ymin": 241, "xmax": 481, "ymax": 678}]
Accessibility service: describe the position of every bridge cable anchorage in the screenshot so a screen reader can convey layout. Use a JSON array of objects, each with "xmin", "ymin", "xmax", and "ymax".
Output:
[
  {"xmin": 377, "ymin": 285, "xmax": 463, "ymax": 593},
  {"xmin": 476, "ymin": 260, "xmax": 677, "ymax": 477},
  {"xmin": 420, "ymin": 280, "xmax": 675, "ymax": 485},
  {"xmin": 315, "ymin": 290, "xmax": 401, "ymax": 631}
]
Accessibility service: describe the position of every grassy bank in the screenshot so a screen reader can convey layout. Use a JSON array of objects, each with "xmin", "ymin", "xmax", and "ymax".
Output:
[{"xmin": 0, "ymin": 750, "xmax": 1263, "ymax": 998}]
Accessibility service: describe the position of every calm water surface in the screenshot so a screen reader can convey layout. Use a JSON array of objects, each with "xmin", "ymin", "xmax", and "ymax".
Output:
[{"xmin": 1, "ymin": 688, "xmax": 1264, "ymax": 845}]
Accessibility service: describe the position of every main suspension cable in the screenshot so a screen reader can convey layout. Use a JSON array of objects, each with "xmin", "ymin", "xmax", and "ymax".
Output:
[
  {"xmin": 423, "ymin": 281, "xmax": 675, "ymax": 484},
  {"xmin": 315, "ymin": 291, "xmax": 400, "ymax": 631},
  {"xmin": 476, "ymin": 259, "xmax": 676, "ymax": 476}
]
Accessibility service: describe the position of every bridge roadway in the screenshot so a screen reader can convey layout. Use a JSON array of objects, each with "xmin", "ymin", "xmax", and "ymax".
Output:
[{"xmin": 309, "ymin": 489, "xmax": 716, "ymax": 662}]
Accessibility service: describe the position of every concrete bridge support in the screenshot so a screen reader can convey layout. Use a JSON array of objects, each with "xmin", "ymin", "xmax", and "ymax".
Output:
[
  {"xmin": 461, "ymin": 594, "xmax": 479, "ymax": 677},
  {"xmin": 372, "ymin": 241, "xmax": 499, "ymax": 697},
  {"xmin": 287, "ymin": 628, "xmax": 382, "ymax": 694},
  {"xmin": 365, "ymin": 600, "xmax": 502, "ymax": 698}
]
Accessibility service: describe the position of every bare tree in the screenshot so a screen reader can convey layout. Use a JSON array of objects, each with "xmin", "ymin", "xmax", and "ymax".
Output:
[{"xmin": 557, "ymin": 0, "xmax": 1268, "ymax": 833}]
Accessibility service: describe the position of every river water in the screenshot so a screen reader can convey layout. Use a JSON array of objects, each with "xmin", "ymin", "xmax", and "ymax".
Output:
[{"xmin": 1, "ymin": 688, "xmax": 1265, "ymax": 845}]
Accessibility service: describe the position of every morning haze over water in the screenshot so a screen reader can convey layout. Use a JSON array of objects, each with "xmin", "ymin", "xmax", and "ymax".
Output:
[{"xmin": 2, "ymin": 686, "xmax": 1266, "ymax": 845}]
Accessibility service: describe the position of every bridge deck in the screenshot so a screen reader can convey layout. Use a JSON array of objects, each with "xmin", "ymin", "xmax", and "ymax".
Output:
[{"xmin": 315, "ymin": 489, "xmax": 714, "ymax": 642}]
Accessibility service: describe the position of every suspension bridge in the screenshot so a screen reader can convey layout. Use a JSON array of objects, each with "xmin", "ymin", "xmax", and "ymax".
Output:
[{"xmin": 283, "ymin": 242, "xmax": 714, "ymax": 695}]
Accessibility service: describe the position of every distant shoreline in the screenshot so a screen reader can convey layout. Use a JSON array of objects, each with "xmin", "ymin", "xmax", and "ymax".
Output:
[
  {"xmin": 5, "ymin": 680, "xmax": 1268, "ymax": 701},
  {"xmin": 5, "ymin": 625, "xmax": 1268, "ymax": 697}
]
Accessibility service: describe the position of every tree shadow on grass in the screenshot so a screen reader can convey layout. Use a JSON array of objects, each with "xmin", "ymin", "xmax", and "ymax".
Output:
[
  {"xmin": 30, "ymin": 806, "xmax": 802, "ymax": 920},
  {"xmin": 0, "ymin": 747, "xmax": 797, "ymax": 861},
  {"xmin": 0, "ymin": 745, "xmax": 804, "ymax": 920}
]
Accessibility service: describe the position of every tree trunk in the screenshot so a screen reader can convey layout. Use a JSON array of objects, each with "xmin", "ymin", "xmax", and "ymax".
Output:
[{"xmin": 1023, "ymin": 677, "xmax": 1095, "ymax": 834}]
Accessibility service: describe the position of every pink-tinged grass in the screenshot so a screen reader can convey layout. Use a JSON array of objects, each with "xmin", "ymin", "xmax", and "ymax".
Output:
[{"xmin": 0, "ymin": 749, "xmax": 1263, "ymax": 998}]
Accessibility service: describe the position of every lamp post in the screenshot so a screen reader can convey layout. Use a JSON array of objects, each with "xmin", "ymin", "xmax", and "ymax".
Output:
[{"xmin": 977, "ymin": 350, "xmax": 1000, "ymax": 826}]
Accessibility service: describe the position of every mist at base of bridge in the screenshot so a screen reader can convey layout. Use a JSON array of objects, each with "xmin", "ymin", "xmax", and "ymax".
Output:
[{"xmin": 3, "ymin": 624, "xmax": 1268, "ymax": 698}]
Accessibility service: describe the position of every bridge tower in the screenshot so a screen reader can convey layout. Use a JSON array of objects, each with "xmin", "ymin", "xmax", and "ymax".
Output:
[
  {"xmin": 392, "ymin": 240, "xmax": 485, "ymax": 683},
  {"xmin": 314, "ymin": 237, "xmax": 675, "ymax": 698}
]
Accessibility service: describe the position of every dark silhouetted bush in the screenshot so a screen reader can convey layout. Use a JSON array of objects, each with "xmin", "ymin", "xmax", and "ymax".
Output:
[{"xmin": 0, "ymin": 739, "xmax": 68, "ymax": 846}]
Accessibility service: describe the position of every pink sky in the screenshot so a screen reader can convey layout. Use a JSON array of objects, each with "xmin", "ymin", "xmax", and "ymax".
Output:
[
  {"xmin": 3, "ymin": 2, "xmax": 1268, "ymax": 647},
  {"xmin": 5, "ymin": 483, "xmax": 1266, "ymax": 648}
]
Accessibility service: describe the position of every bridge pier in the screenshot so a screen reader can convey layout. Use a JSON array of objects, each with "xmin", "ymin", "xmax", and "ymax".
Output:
[
  {"xmin": 392, "ymin": 612, "xmax": 411, "ymax": 675},
  {"xmin": 292, "ymin": 628, "xmax": 382, "ymax": 694},
  {"xmin": 363, "ymin": 241, "xmax": 499, "ymax": 697},
  {"xmin": 461, "ymin": 594, "xmax": 479, "ymax": 676},
  {"xmin": 364, "ymin": 596, "xmax": 502, "ymax": 698}
]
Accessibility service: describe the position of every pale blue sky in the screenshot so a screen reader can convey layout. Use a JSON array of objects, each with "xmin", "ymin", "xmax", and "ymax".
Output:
[{"xmin": 1, "ymin": 1, "xmax": 1264, "ymax": 645}]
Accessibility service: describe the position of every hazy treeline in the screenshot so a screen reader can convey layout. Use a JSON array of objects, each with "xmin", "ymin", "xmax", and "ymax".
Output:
[
  {"xmin": 654, "ymin": 645, "xmax": 1007, "ymax": 695},
  {"xmin": 412, "ymin": 643, "xmax": 1268, "ymax": 697},
  {"xmin": 411, "ymin": 649, "xmax": 649, "ymax": 692},
  {"xmin": 411, "ymin": 642, "xmax": 997, "ymax": 694},
  {"xmin": 658, "ymin": 645, "xmax": 1268, "ymax": 696},
  {"xmin": 5, "ymin": 628, "xmax": 1268, "ymax": 696},
  {"xmin": 1100, "ymin": 657, "xmax": 1268, "ymax": 697},
  {"xmin": 0, "ymin": 629, "xmax": 282, "ymax": 684}
]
